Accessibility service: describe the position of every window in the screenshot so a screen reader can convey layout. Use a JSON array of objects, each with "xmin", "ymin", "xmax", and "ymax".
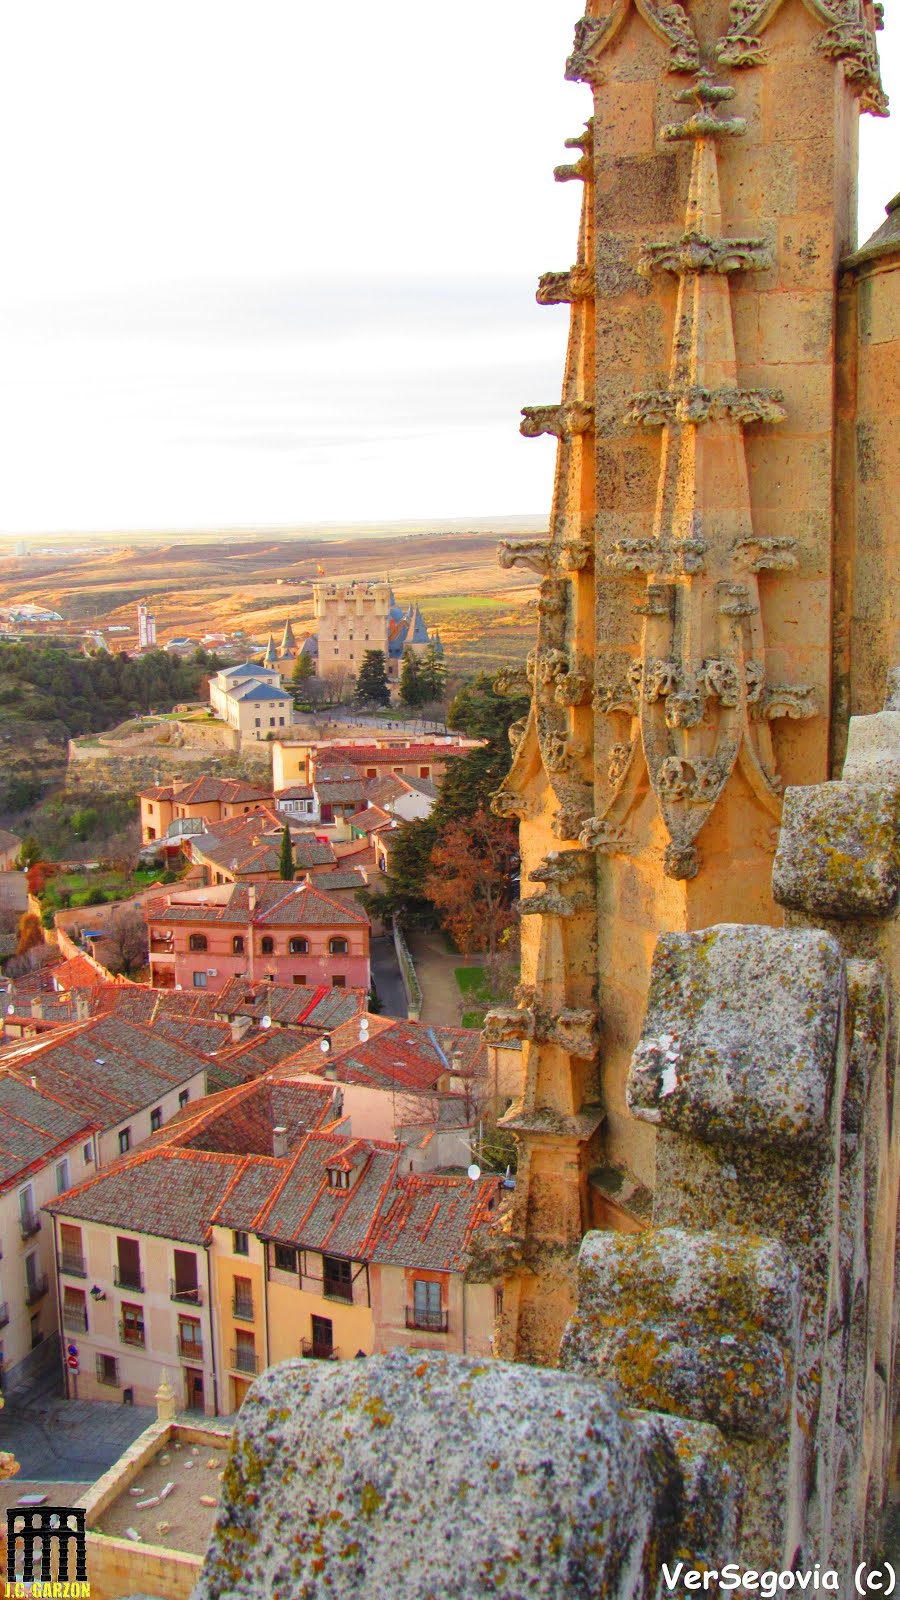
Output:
[
  {"xmin": 116, "ymin": 1236, "xmax": 142, "ymax": 1292},
  {"xmin": 327, "ymin": 1168, "xmax": 350, "ymax": 1190},
  {"xmin": 332, "ymin": 976, "xmax": 346, "ymax": 988},
  {"xmin": 120, "ymin": 1302, "xmax": 145, "ymax": 1347},
  {"xmin": 179, "ymin": 1315, "xmax": 202, "ymax": 1359},
  {"xmin": 150, "ymin": 1107, "xmax": 162, "ymax": 1133},
  {"xmin": 254, "ymin": 718, "xmax": 260, "ymax": 728},
  {"xmin": 63, "ymin": 1286, "xmax": 87, "ymax": 1334},
  {"xmin": 260, "ymin": 936, "xmax": 274, "ymax": 955},
  {"xmin": 173, "ymin": 1249, "xmax": 200, "ymax": 1302},
  {"xmin": 410, "ymin": 1279, "xmax": 446, "ymax": 1332},
  {"xmin": 193, "ymin": 971, "xmax": 207, "ymax": 989},
  {"xmin": 279, "ymin": 718, "xmax": 285, "ymax": 727},
  {"xmin": 232, "ymin": 935, "xmax": 245, "ymax": 955},
  {"xmin": 60, "ymin": 1223, "xmax": 85, "ymax": 1276},
  {"xmin": 289, "ymin": 937, "xmax": 308, "ymax": 955},
  {"xmin": 274, "ymin": 1244, "xmax": 297, "ymax": 1274},
  {"xmin": 96, "ymin": 1353, "xmax": 119, "ymax": 1387},
  {"xmin": 179, "ymin": 1089, "xmax": 190, "ymax": 1109},
  {"xmin": 329, "ymin": 937, "xmax": 348, "ymax": 955},
  {"xmin": 189, "ymin": 933, "xmax": 208, "ymax": 952},
  {"xmin": 269, "ymin": 717, "xmax": 275, "ymax": 727},
  {"xmin": 233, "ymin": 1230, "xmax": 249, "ymax": 1256},
  {"xmin": 118, "ymin": 1128, "xmax": 131, "ymax": 1155},
  {"xmin": 308, "ymin": 1314, "xmax": 334, "ymax": 1359},
  {"xmin": 83, "ymin": 1140, "xmax": 94, "ymax": 1164},
  {"xmin": 323, "ymin": 1256, "xmax": 353, "ymax": 1301},
  {"xmin": 366, "ymin": 768, "xmax": 376, "ymax": 778},
  {"xmin": 233, "ymin": 1275, "xmax": 254, "ymax": 1320},
  {"xmin": 55, "ymin": 1158, "xmax": 70, "ymax": 1195},
  {"xmin": 494, "ymin": 1287, "xmax": 504, "ymax": 1319}
]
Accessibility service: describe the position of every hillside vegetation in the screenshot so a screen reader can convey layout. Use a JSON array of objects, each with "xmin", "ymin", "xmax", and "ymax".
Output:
[{"xmin": 0, "ymin": 643, "xmax": 218, "ymax": 736}]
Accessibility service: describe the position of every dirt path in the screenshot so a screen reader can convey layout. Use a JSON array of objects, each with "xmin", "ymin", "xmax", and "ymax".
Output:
[{"xmin": 407, "ymin": 930, "xmax": 484, "ymax": 1028}]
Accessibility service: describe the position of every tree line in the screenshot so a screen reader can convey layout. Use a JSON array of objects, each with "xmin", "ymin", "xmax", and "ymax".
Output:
[{"xmin": 0, "ymin": 642, "xmax": 222, "ymax": 735}]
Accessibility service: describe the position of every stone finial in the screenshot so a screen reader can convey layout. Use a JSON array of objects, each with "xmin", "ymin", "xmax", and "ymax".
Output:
[
  {"xmin": 155, "ymin": 1369, "xmax": 176, "ymax": 1423},
  {"xmin": 627, "ymin": 925, "xmax": 844, "ymax": 1146}
]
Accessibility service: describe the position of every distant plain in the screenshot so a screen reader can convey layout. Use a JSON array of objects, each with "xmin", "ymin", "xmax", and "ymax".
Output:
[{"xmin": 0, "ymin": 519, "xmax": 547, "ymax": 675}]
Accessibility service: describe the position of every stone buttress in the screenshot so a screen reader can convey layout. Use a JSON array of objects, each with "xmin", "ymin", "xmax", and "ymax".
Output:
[{"xmin": 488, "ymin": 0, "xmax": 894, "ymax": 1365}]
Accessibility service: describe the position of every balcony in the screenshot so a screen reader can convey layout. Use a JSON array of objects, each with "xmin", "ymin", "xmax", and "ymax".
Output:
[
  {"xmin": 232, "ymin": 1297, "xmax": 254, "ymax": 1323},
  {"xmin": 0, "ymin": 1303, "xmax": 8, "ymax": 1329},
  {"xmin": 179, "ymin": 1335, "xmax": 204, "ymax": 1363},
  {"xmin": 170, "ymin": 1280, "xmax": 203, "ymax": 1306},
  {"xmin": 19, "ymin": 1211, "xmax": 41, "ymax": 1241},
  {"xmin": 323, "ymin": 1277, "xmax": 353, "ymax": 1304},
  {"xmin": 114, "ymin": 1266, "xmax": 144, "ymax": 1293},
  {"xmin": 405, "ymin": 1306, "xmax": 449, "ymax": 1334},
  {"xmin": 229, "ymin": 1346, "xmax": 259, "ymax": 1375},
  {"xmin": 59, "ymin": 1250, "xmax": 87, "ymax": 1278},
  {"xmin": 25, "ymin": 1273, "xmax": 49, "ymax": 1306},
  {"xmin": 119, "ymin": 1323, "xmax": 146, "ymax": 1348},
  {"xmin": 300, "ymin": 1339, "xmax": 339, "ymax": 1361},
  {"xmin": 63, "ymin": 1308, "xmax": 88, "ymax": 1334}
]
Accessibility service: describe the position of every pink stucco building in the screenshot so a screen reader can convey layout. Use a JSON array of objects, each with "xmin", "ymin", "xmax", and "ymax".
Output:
[{"xmin": 146, "ymin": 881, "xmax": 370, "ymax": 995}]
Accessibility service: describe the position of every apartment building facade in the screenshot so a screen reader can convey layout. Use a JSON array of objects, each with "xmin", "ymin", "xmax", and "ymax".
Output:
[{"xmin": 146, "ymin": 881, "xmax": 370, "ymax": 994}]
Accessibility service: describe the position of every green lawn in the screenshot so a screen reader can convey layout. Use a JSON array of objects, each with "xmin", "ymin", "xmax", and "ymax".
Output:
[
  {"xmin": 420, "ymin": 595, "xmax": 505, "ymax": 614},
  {"xmin": 455, "ymin": 965, "xmax": 490, "ymax": 998}
]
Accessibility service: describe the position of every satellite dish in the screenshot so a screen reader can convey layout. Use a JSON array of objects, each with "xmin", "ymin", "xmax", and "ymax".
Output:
[
  {"xmin": 467, "ymin": 1163, "xmax": 481, "ymax": 1182},
  {"xmin": 6, "ymin": 1004, "xmax": 14, "ymax": 1015},
  {"xmin": 320, "ymin": 1037, "xmax": 331, "ymax": 1054},
  {"xmin": 260, "ymin": 1015, "xmax": 272, "ymax": 1030}
]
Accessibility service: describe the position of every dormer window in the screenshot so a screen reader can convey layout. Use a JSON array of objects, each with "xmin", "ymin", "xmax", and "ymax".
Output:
[
  {"xmin": 327, "ymin": 1168, "xmax": 350, "ymax": 1190},
  {"xmin": 189, "ymin": 933, "xmax": 208, "ymax": 952}
]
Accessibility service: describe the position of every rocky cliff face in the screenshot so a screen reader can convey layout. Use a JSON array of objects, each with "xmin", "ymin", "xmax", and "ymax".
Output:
[{"xmin": 0, "ymin": 719, "xmax": 69, "ymax": 810}]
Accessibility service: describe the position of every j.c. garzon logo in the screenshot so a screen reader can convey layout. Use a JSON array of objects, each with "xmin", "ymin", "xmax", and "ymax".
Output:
[{"xmin": 6, "ymin": 1506, "xmax": 89, "ymax": 1597}]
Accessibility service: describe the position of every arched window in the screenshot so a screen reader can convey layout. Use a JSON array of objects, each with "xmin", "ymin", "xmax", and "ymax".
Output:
[
  {"xmin": 232, "ymin": 935, "xmax": 245, "ymax": 955},
  {"xmin": 329, "ymin": 937, "xmax": 349, "ymax": 956},
  {"xmin": 260, "ymin": 936, "xmax": 274, "ymax": 955},
  {"xmin": 188, "ymin": 933, "xmax": 208, "ymax": 952},
  {"xmin": 289, "ymin": 937, "xmax": 309, "ymax": 955}
]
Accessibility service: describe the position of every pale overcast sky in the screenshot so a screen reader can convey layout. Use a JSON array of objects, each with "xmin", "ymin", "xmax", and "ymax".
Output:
[{"xmin": 0, "ymin": 3, "xmax": 897, "ymax": 535}]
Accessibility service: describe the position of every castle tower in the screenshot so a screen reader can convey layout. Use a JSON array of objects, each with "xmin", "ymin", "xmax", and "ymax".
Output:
[{"xmin": 489, "ymin": 0, "xmax": 894, "ymax": 1364}]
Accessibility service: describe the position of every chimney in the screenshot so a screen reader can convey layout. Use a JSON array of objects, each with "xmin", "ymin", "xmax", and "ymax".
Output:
[
  {"xmin": 273, "ymin": 1125, "xmax": 288, "ymax": 1158},
  {"xmin": 247, "ymin": 884, "xmax": 257, "ymax": 913},
  {"xmin": 230, "ymin": 1015, "xmax": 254, "ymax": 1043}
]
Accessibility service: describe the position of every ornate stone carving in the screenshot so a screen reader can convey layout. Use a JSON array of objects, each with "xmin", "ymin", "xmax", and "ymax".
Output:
[
  {"xmin": 607, "ymin": 743, "xmax": 633, "ymax": 786},
  {"xmin": 508, "ymin": 717, "xmax": 529, "ymax": 755},
  {"xmin": 517, "ymin": 888, "xmax": 592, "ymax": 918},
  {"xmin": 758, "ymin": 685, "xmax": 818, "ymax": 721},
  {"xmin": 536, "ymin": 265, "xmax": 594, "ymax": 305},
  {"xmin": 553, "ymin": 122, "xmax": 593, "ymax": 184},
  {"xmin": 493, "ymin": 667, "xmax": 531, "ymax": 697},
  {"xmin": 555, "ymin": 669, "xmax": 592, "ymax": 708},
  {"xmin": 715, "ymin": 0, "xmax": 887, "ymax": 115},
  {"xmin": 492, "ymin": 784, "xmax": 538, "ymax": 822},
  {"xmin": 520, "ymin": 402, "xmax": 594, "ymax": 440},
  {"xmin": 483, "ymin": 1006, "xmax": 534, "ymax": 1046},
  {"xmin": 497, "ymin": 539, "xmax": 552, "ymax": 575},
  {"xmin": 639, "ymin": 233, "xmax": 773, "ymax": 276},
  {"xmin": 544, "ymin": 733, "xmax": 587, "ymax": 774},
  {"xmin": 561, "ymin": 537, "xmax": 593, "ymax": 571},
  {"xmin": 605, "ymin": 536, "xmax": 707, "ymax": 576},
  {"xmin": 565, "ymin": 2, "xmax": 699, "ymax": 85},
  {"xmin": 733, "ymin": 536, "xmax": 799, "ymax": 573},
  {"xmin": 595, "ymin": 660, "xmax": 643, "ymax": 717},
  {"xmin": 579, "ymin": 816, "xmax": 635, "ymax": 853},
  {"xmin": 627, "ymin": 386, "xmax": 786, "ymax": 427}
]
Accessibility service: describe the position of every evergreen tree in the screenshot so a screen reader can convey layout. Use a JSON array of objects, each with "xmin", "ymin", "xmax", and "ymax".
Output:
[
  {"xmin": 399, "ymin": 648, "xmax": 426, "ymax": 708},
  {"xmin": 291, "ymin": 652, "xmax": 315, "ymax": 686},
  {"xmin": 279, "ymin": 823, "xmax": 295, "ymax": 881},
  {"xmin": 420, "ymin": 642, "xmax": 447, "ymax": 702},
  {"xmin": 355, "ymin": 650, "xmax": 391, "ymax": 707}
]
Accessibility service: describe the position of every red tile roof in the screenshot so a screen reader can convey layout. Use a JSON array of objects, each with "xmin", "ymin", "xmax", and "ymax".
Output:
[
  {"xmin": 150, "ymin": 881, "xmax": 368, "ymax": 928},
  {"xmin": 369, "ymin": 1173, "xmax": 502, "ymax": 1272}
]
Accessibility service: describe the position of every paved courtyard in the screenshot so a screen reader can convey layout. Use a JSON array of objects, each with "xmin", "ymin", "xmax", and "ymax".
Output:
[{"xmin": 0, "ymin": 1385, "xmax": 156, "ymax": 1482}]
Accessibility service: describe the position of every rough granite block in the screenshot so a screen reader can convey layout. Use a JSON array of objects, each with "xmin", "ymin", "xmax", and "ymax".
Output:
[
  {"xmin": 772, "ymin": 781, "xmax": 900, "ymax": 919},
  {"xmin": 627, "ymin": 925, "xmax": 843, "ymax": 1145},
  {"xmin": 192, "ymin": 1349, "xmax": 718, "ymax": 1600}
]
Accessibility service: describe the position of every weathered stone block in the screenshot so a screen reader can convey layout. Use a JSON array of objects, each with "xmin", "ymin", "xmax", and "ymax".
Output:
[
  {"xmin": 772, "ymin": 781, "xmax": 900, "ymax": 919},
  {"xmin": 193, "ymin": 1350, "xmax": 703, "ymax": 1600},
  {"xmin": 560, "ymin": 1228, "xmax": 800, "ymax": 1439},
  {"xmin": 627, "ymin": 925, "xmax": 844, "ymax": 1145}
]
